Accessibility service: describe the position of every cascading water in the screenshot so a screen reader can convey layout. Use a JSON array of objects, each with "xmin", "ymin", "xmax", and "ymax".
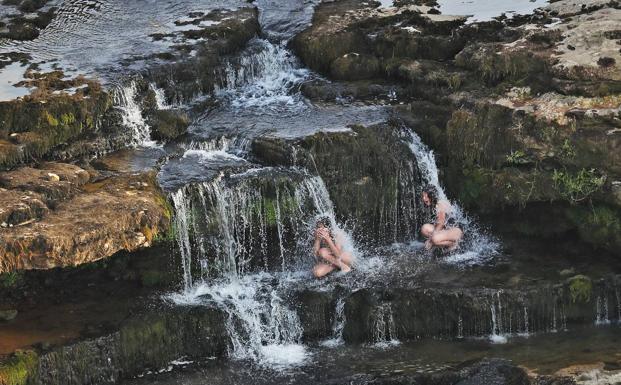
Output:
[
  {"xmin": 596, "ymin": 295, "xmax": 611, "ymax": 325},
  {"xmin": 402, "ymin": 129, "xmax": 498, "ymax": 264},
  {"xmin": 372, "ymin": 303, "xmax": 400, "ymax": 348},
  {"xmin": 489, "ymin": 291, "xmax": 508, "ymax": 344},
  {"xmin": 150, "ymin": 83, "xmax": 172, "ymax": 110},
  {"xmin": 169, "ymin": 170, "xmax": 339, "ymax": 286},
  {"xmin": 167, "ymin": 167, "xmax": 351, "ymax": 367},
  {"xmin": 321, "ymin": 298, "xmax": 346, "ymax": 347},
  {"xmin": 215, "ymin": 38, "xmax": 310, "ymax": 111},
  {"xmin": 115, "ymin": 80, "xmax": 156, "ymax": 147}
]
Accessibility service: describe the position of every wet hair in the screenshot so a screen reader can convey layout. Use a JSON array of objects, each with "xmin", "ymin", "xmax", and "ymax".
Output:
[
  {"xmin": 422, "ymin": 184, "xmax": 439, "ymax": 207},
  {"xmin": 315, "ymin": 216, "xmax": 332, "ymax": 229}
]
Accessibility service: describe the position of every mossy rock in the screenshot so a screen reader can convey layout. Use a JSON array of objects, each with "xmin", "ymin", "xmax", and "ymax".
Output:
[
  {"xmin": 148, "ymin": 110, "xmax": 189, "ymax": 141},
  {"xmin": 0, "ymin": 85, "xmax": 115, "ymax": 169},
  {"xmin": 566, "ymin": 204, "xmax": 621, "ymax": 252},
  {"xmin": 330, "ymin": 54, "xmax": 382, "ymax": 81},
  {"xmin": 567, "ymin": 275, "xmax": 592, "ymax": 304},
  {"xmin": 0, "ymin": 350, "xmax": 38, "ymax": 385}
]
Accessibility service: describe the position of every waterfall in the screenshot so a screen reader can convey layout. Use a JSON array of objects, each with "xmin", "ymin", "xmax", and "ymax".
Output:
[
  {"xmin": 596, "ymin": 295, "xmax": 610, "ymax": 325},
  {"xmin": 321, "ymin": 298, "xmax": 346, "ymax": 347},
  {"xmin": 115, "ymin": 80, "xmax": 156, "ymax": 147},
  {"xmin": 615, "ymin": 288, "xmax": 621, "ymax": 324},
  {"xmin": 402, "ymin": 129, "xmax": 498, "ymax": 264},
  {"xmin": 489, "ymin": 291, "xmax": 508, "ymax": 344},
  {"xmin": 372, "ymin": 303, "xmax": 400, "ymax": 348},
  {"xmin": 169, "ymin": 170, "xmax": 339, "ymax": 287},
  {"xmin": 170, "ymin": 273, "xmax": 308, "ymax": 368},
  {"xmin": 214, "ymin": 38, "xmax": 310, "ymax": 110},
  {"xmin": 150, "ymin": 83, "xmax": 171, "ymax": 110}
]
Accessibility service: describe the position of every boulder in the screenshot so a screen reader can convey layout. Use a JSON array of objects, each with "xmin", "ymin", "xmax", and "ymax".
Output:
[{"xmin": 0, "ymin": 163, "xmax": 171, "ymax": 273}]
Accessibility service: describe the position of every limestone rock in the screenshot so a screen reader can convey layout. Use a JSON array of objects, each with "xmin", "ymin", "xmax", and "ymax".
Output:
[{"xmin": 0, "ymin": 163, "xmax": 171, "ymax": 273}]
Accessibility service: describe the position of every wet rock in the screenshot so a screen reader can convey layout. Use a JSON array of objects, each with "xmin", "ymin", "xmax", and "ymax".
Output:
[
  {"xmin": 0, "ymin": 164, "xmax": 171, "ymax": 273},
  {"xmin": 294, "ymin": 289, "xmax": 336, "ymax": 341},
  {"xmin": 146, "ymin": 7, "xmax": 260, "ymax": 103},
  {"xmin": 337, "ymin": 277, "xmax": 620, "ymax": 344},
  {"xmin": 0, "ymin": 77, "xmax": 122, "ymax": 170},
  {"xmin": 0, "ymin": 305, "xmax": 228, "ymax": 385},
  {"xmin": 456, "ymin": 359, "xmax": 529, "ymax": 385},
  {"xmin": 0, "ymin": 309, "xmax": 18, "ymax": 321},
  {"xmin": 252, "ymin": 122, "xmax": 424, "ymax": 245}
]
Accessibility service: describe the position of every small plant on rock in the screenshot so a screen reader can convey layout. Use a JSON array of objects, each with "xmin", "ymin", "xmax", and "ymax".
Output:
[
  {"xmin": 505, "ymin": 150, "xmax": 530, "ymax": 166},
  {"xmin": 552, "ymin": 168, "xmax": 606, "ymax": 204},
  {"xmin": 568, "ymin": 275, "xmax": 592, "ymax": 303}
]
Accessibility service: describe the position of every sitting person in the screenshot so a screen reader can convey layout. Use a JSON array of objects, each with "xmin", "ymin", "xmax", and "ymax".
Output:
[
  {"xmin": 420, "ymin": 185, "xmax": 463, "ymax": 251},
  {"xmin": 312, "ymin": 217, "xmax": 353, "ymax": 278}
]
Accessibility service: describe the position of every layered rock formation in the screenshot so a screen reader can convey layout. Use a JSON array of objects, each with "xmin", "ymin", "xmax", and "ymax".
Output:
[
  {"xmin": 291, "ymin": 0, "xmax": 621, "ymax": 253},
  {"xmin": 0, "ymin": 162, "xmax": 171, "ymax": 273}
]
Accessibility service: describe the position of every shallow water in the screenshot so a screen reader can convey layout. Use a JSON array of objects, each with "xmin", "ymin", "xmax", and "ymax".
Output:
[
  {"xmin": 437, "ymin": 0, "xmax": 549, "ymax": 23},
  {"xmin": 123, "ymin": 325, "xmax": 621, "ymax": 385},
  {"xmin": 0, "ymin": 0, "xmax": 247, "ymax": 81}
]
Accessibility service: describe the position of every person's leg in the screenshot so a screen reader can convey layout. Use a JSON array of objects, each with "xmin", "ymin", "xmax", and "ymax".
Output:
[
  {"xmin": 430, "ymin": 228, "xmax": 463, "ymax": 249},
  {"xmin": 318, "ymin": 248, "xmax": 351, "ymax": 273},
  {"xmin": 421, "ymin": 224, "xmax": 434, "ymax": 239},
  {"xmin": 339, "ymin": 251, "xmax": 354, "ymax": 267},
  {"xmin": 313, "ymin": 263, "xmax": 336, "ymax": 278}
]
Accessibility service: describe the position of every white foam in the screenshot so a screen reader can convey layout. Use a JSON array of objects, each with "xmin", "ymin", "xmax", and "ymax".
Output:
[
  {"xmin": 259, "ymin": 344, "xmax": 310, "ymax": 368},
  {"xmin": 115, "ymin": 80, "xmax": 158, "ymax": 148},
  {"xmin": 489, "ymin": 334, "xmax": 508, "ymax": 344}
]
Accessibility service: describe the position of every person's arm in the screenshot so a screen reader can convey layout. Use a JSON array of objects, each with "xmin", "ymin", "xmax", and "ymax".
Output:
[
  {"xmin": 434, "ymin": 210, "xmax": 446, "ymax": 232},
  {"xmin": 323, "ymin": 234, "xmax": 342, "ymax": 258},
  {"xmin": 313, "ymin": 231, "xmax": 321, "ymax": 256}
]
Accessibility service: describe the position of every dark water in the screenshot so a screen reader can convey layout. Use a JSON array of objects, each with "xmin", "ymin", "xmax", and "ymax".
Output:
[{"xmin": 123, "ymin": 325, "xmax": 621, "ymax": 385}]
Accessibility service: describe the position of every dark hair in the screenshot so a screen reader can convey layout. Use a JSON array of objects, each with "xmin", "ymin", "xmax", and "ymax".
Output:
[
  {"xmin": 315, "ymin": 216, "xmax": 332, "ymax": 229},
  {"xmin": 422, "ymin": 184, "xmax": 439, "ymax": 207}
]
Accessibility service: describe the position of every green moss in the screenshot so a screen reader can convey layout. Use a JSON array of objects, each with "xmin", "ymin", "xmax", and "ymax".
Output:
[
  {"xmin": 0, "ymin": 350, "xmax": 38, "ymax": 385},
  {"xmin": 44, "ymin": 111, "xmax": 59, "ymax": 127},
  {"xmin": 505, "ymin": 150, "xmax": 530, "ymax": 166},
  {"xmin": 119, "ymin": 316, "xmax": 178, "ymax": 372},
  {"xmin": 0, "ymin": 272, "xmax": 22, "ymax": 289},
  {"xmin": 566, "ymin": 205, "xmax": 621, "ymax": 251},
  {"xmin": 552, "ymin": 168, "xmax": 606, "ymax": 204},
  {"xmin": 60, "ymin": 113, "xmax": 76, "ymax": 126},
  {"xmin": 559, "ymin": 138, "xmax": 576, "ymax": 160},
  {"xmin": 263, "ymin": 199, "xmax": 278, "ymax": 225},
  {"xmin": 567, "ymin": 275, "xmax": 592, "ymax": 304}
]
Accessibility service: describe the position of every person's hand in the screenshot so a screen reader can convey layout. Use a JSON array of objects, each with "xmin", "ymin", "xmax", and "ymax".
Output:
[
  {"xmin": 425, "ymin": 239, "xmax": 433, "ymax": 250},
  {"xmin": 318, "ymin": 228, "xmax": 330, "ymax": 240}
]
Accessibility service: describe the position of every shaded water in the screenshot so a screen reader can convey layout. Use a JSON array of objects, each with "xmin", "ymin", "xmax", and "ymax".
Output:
[{"xmin": 124, "ymin": 325, "xmax": 621, "ymax": 385}]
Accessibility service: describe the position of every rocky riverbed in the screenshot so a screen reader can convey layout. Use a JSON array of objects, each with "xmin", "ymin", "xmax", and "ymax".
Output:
[{"xmin": 1, "ymin": 0, "xmax": 620, "ymax": 384}]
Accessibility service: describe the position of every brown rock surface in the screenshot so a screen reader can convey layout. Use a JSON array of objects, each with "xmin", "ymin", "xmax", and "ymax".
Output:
[{"xmin": 0, "ymin": 163, "xmax": 171, "ymax": 273}]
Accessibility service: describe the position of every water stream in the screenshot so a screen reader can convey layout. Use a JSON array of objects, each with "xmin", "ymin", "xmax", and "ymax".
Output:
[{"xmin": 3, "ymin": 0, "xmax": 619, "ymax": 382}]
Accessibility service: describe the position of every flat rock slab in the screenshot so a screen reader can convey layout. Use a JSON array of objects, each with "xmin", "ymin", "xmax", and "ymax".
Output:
[{"xmin": 0, "ymin": 162, "xmax": 170, "ymax": 273}]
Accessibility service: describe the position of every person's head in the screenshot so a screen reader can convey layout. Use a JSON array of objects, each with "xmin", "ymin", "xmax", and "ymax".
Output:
[
  {"xmin": 422, "ymin": 184, "xmax": 438, "ymax": 208},
  {"xmin": 315, "ymin": 216, "xmax": 332, "ymax": 231}
]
